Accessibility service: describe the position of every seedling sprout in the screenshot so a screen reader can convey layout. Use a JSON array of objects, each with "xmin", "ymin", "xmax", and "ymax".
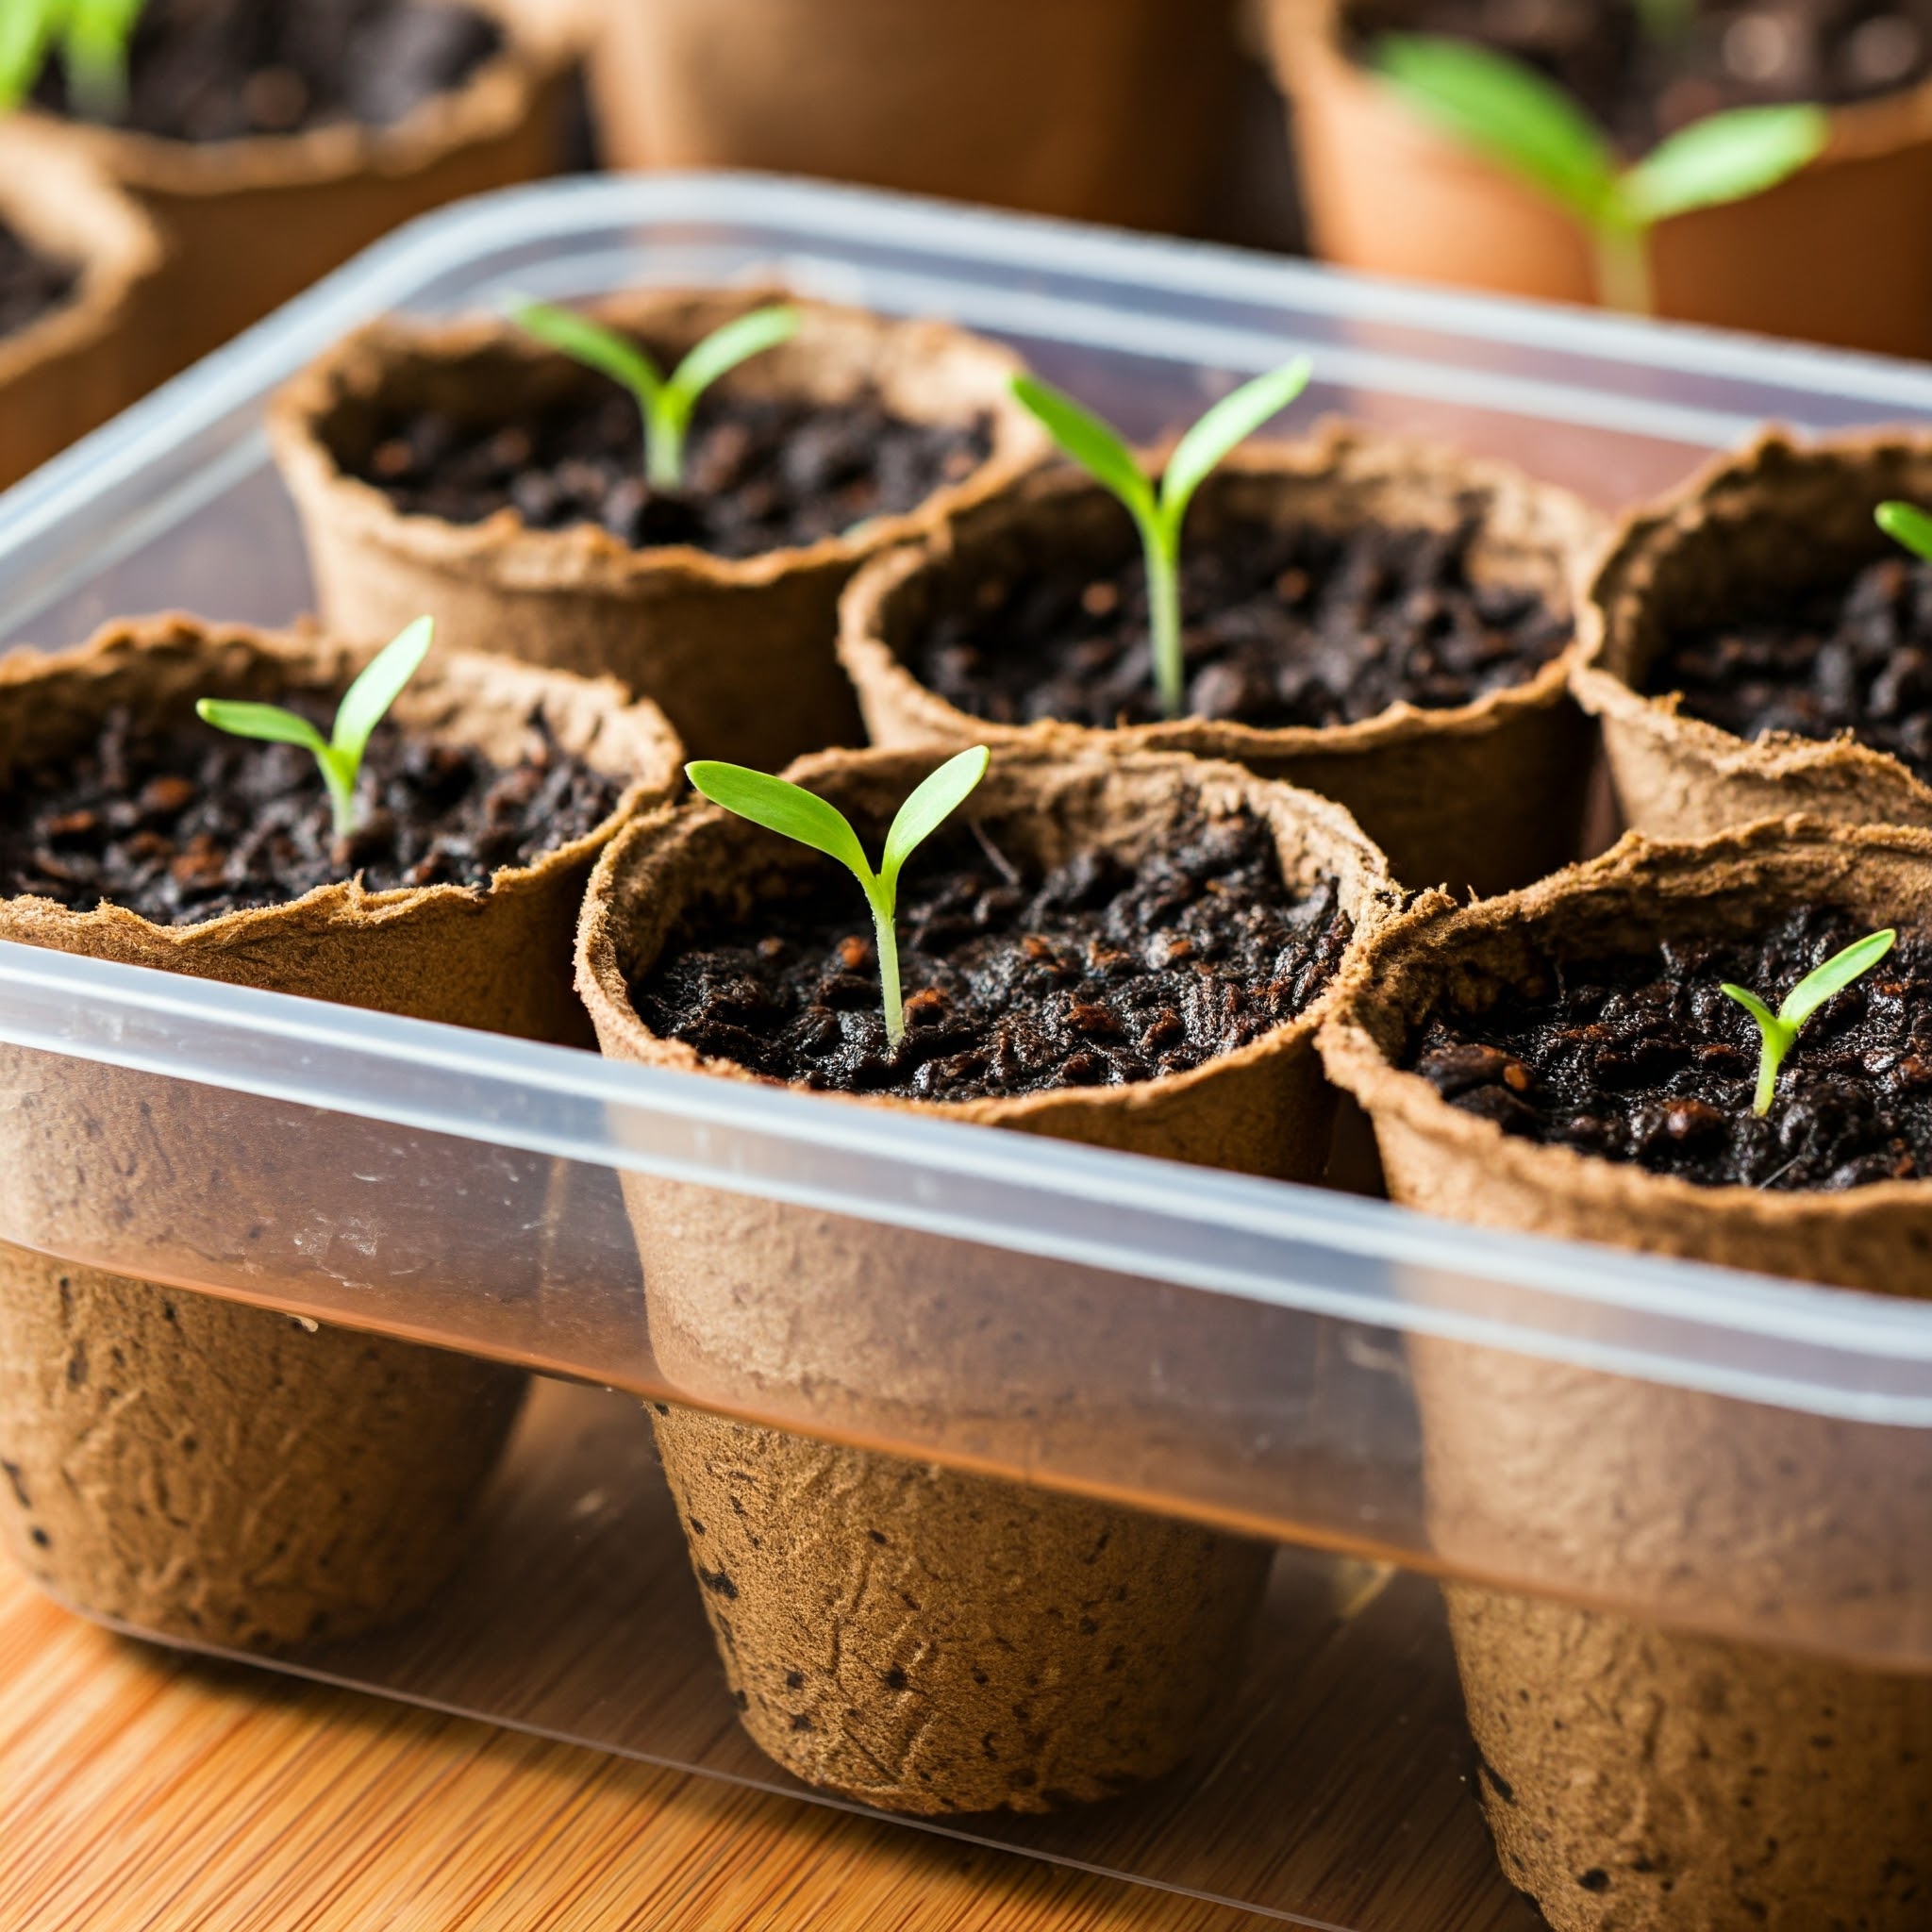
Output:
[
  {"xmin": 1009, "ymin": 359, "xmax": 1311, "ymax": 721},
  {"xmin": 1374, "ymin": 36, "xmax": 1827, "ymax": 313},
  {"xmin": 1721, "ymin": 928, "xmax": 1895, "ymax": 1117},
  {"xmin": 685, "ymin": 746, "xmax": 991, "ymax": 1049},
  {"xmin": 2, "ymin": 0, "xmax": 145, "ymax": 121},
  {"xmin": 1877, "ymin": 499, "xmax": 1932, "ymax": 562},
  {"xmin": 507, "ymin": 299, "xmax": 800, "ymax": 491},
  {"xmin": 195, "ymin": 615, "xmax": 435, "ymax": 842}
]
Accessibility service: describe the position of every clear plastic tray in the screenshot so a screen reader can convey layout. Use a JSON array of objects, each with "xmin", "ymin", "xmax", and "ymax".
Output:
[{"xmin": 3, "ymin": 173, "xmax": 1931, "ymax": 1927}]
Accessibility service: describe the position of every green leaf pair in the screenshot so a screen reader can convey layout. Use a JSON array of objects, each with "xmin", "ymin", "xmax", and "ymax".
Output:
[
  {"xmin": 1010, "ymin": 358, "xmax": 1312, "ymax": 720},
  {"xmin": 1374, "ymin": 36, "xmax": 1828, "ymax": 313},
  {"xmin": 2, "ymin": 0, "xmax": 145, "ymax": 121},
  {"xmin": 1721, "ymin": 928, "xmax": 1895, "ymax": 1117},
  {"xmin": 195, "ymin": 616, "xmax": 435, "ymax": 842},
  {"xmin": 686, "ymin": 747, "xmax": 991, "ymax": 1048},
  {"xmin": 507, "ymin": 299, "xmax": 801, "ymax": 492}
]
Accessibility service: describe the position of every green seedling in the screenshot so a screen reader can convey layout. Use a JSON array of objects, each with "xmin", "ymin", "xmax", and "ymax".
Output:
[
  {"xmin": 507, "ymin": 298, "xmax": 800, "ymax": 491},
  {"xmin": 1877, "ymin": 498, "xmax": 1932, "ymax": 562},
  {"xmin": 195, "ymin": 616, "xmax": 435, "ymax": 842},
  {"xmin": 1010, "ymin": 359, "xmax": 1311, "ymax": 721},
  {"xmin": 1721, "ymin": 927, "xmax": 1895, "ymax": 1117},
  {"xmin": 1374, "ymin": 36, "xmax": 1828, "ymax": 314},
  {"xmin": 686, "ymin": 746, "xmax": 991, "ymax": 1049},
  {"xmin": 2, "ymin": 0, "xmax": 145, "ymax": 122}
]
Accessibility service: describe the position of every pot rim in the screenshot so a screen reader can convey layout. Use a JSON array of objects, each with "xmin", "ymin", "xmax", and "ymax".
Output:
[
  {"xmin": 1317, "ymin": 812, "xmax": 1932, "ymax": 1229},
  {"xmin": 0, "ymin": 612, "xmax": 684, "ymax": 951},
  {"xmin": 838, "ymin": 418, "xmax": 1601, "ymax": 763},
  {"xmin": 268, "ymin": 288, "xmax": 1053, "ymax": 596},
  {"xmin": 577, "ymin": 740, "xmax": 1397, "ymax": 1136}
]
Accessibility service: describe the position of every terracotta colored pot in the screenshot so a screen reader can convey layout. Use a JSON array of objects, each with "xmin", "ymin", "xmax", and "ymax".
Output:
[
  {"xmin": 1265, "ymin": 0, "xmax": 1932, "ymax": 358},
  {"xmin": 839, "ymin": 425, "xmax": 1602, "ymax": 898},
  {"xmin": 28, "ymin": 0, "xmax": 572, "ymax": 391},
  {"xmin": 272, "ymin": 289, "xmax": 1050, "ymax": 772},
  {"xmin": 577, "ymin": 742, "xmax": 1398, "ymax": 1813},
  {"xmin": 1317, "ymin": 820, "xmax": 1932, "ymax": 1930},
  {"xmin": 1575, "ymin": 426, "xmax": 1932, "ymax": 841},
  {"xmin": 0, "ymin": 615, "xmax": 683, "ymax": 1653},
  {"xmin": 0, "ymin": 123, "xmax": 164, "ymax": 491},
  {"xmin": 590, "ymin": 0, "xmax": 1241, "ymax": 233}
]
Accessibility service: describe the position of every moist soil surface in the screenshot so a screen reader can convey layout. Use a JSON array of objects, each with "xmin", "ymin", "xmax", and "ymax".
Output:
[
  {"xmin": 633, "ymin": 810, "xmax": 1352, "ymax": 1103},
  {"xmin": 1649, "ymin": 549, "xmax": 1932, "ymax": 782},
  {"xmin": 1345, "ymin": 0, "xmax": 1929, "ymax": 152},
  {"xmin": 356, "ymin": 388, "xmax": 994, "ymax": 561},
  {"xmin": 0, "ymin": 696, "xmax": 625, "ymax": 924},
  {"xmin": 907, "ymin": 512, "xmax": 1572, "ymax": 731},
  {"xmin": 33, "ymin": 0, "xmax": 503, "ymax": 143},
  {"xmin": 1410, "ymin": 906, "xmax": 1932, "ymax": 1190},
  {"xmin": 0, "ymin": 222, "xmax": 76, "ymax": 342}
]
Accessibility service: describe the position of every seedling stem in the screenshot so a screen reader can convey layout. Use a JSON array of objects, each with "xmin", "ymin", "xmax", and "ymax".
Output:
[
  {"xmin": 685, "ymin": 747, "xmax": 991, "ymax": 1048},
  {"xmin": 1721, "ymin": 928, "xmax": 1895, "ymax": 1117},
  {"xmin": 195, "ymin": 616, "xmax": 436, "ymax": 842},
  {"xmin": 507, "ymin": 299, "xmax": 800, "ymax": 491}
]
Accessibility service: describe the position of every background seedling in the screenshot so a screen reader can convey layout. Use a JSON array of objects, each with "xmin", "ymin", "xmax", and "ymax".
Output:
[
  {"xmin": 1877, "ymin": 498, "xmax": 1932, "ymax": 562},
  {"xmin": 685, "ymin": 746, "xmax": 991, "ymax": 1048},
  {"xmin": 2, "ymin": 0, "xmax": 145, "ymax": 121},
  {"xmin": 196, "ymin": 616, "xmax": 435, "ymax": 842},
  {"xmin": 1374, "ymin": 36, "xmax": 1828, "ymax": 313},
  {"xmin": 508, "ymin": 298, "xmax": 800, "ymax": 492},
  {"xmin": 1010, "ymin": 359, "xmax": 1311, "ymax": 721},
  {"xmin": 1722, "ymin": 927, "xmax": 1895, "ymax": 1116}
]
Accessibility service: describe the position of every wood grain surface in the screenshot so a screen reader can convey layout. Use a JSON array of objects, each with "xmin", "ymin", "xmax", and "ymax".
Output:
[{"xmin": 0, "ymin": 1549, "xmax": 1277, "ymax": 1931}]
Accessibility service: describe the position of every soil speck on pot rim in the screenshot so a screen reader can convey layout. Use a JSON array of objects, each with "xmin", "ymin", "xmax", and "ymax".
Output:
[
  {"xmin": 904, "ymin": 506, "xmax": 1572, "ymax": 733},
  {"xmin": 355, "ymin": 384, "xmax": 994, "ymax": 563},
  {"xmin": 634, "ymin": 808, "xmax": 1352, "ymax": 1104},
  {"xmin": 0, "ymin": 695, "xmax": 625, "ymax": 925},
  {"xmin": 0, "ymin": 221, "xmax": 77, "ymax": 343},
  {"xmin": 1409, "ymin": 906, "xmax": 1932, "ymax": 1191}
]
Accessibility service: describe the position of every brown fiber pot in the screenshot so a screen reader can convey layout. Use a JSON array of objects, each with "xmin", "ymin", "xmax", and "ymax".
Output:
[
  {"xmin": 27, "ymin": 0, "xmax": 571, "ymax": 393},
  {"xmin": 272, "ymin": 290, "xmax": 1050, "ymax": 774},
  {"xmin": 0, "ymin": 122, "xmax": 164, "ymax": 491},
  {"xmin": 0, "ymin": 614, "xmax": 683, "ymax": 1653},
  {"xmin": 1316, "ymin": 820, "xmax": 1932, "ymax": 1930},
  {"xmin": 1574, "ymin": 426, "xmax": 1932, "ymax": 841},
  {"xmin": 840, "ymin": 425, "xmax": 1603, "ymax": 899},
  {"xmin": 577, "ymin": 742, "xmax": 1398, "ymax": 1814},
  {"xmin": 1265, "ymin": 0, "xmax": 1932, "ymax": 358},
  {"xmin": 589, "ymin": 0, "xmax": 1241, "ymax": 232}
]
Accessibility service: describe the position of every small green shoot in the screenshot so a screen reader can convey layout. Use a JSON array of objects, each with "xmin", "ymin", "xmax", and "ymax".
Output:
[
  {"xmin": 1010, "ymin": 359, "xmax": 1311, "ymax": 720},
  {"xmin": 1721, "ymin": 928, "xmax": 1895, "ymax": 1117},
  {"xmin": 507, "ymin": 298, "xmax": 800, "ymax": 491},
  {"xmin": 1374, "ymin": 36, "xmax": 1829, "ymax": 313},
  {"xmin": 685, "ymin": 746, "xmax": 991, "ymax": 1049},
  {"xmin": 195, "ymin": 616, "xmax": 435, "ymax": 842},
  {"xmin": 1877, "ymin": 499, "xmax": 1932, "ymax": 563},
  {"xmin": 1, "ymin": 0, "xmax": 145, "ymax": 121}
]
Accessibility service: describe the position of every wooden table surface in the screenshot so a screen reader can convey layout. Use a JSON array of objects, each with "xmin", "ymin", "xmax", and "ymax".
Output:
[{"xmin": 0, "ymin": 1553, "xmax": 1274, "ymax": 1932}]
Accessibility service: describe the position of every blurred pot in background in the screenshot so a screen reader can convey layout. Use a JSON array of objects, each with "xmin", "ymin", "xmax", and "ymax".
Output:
[
  {"xmin": 591, "ymin": 0, "xmax": 1243, "ymax": 233},
  {"xmin": 1265, "ymin": 0, "xmax": 1932, "ymax": 359}
]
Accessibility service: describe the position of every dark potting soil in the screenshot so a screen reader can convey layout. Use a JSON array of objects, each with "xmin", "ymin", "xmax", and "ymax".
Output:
[
  {"xmin": 0, "ymin": 696, "xmax": 625, "ymax": 924},
  {"xmin": 0, "ymin": 222, "xmax": 76, "ymax": 342},
  {"xmin": 634, "ymin": 811, "xmax": 1353, "ymax": 1104},
  {"xmin": 1409, "ymin": 906, "xmax": 1932, "ymax": 1190},
  {"xmin": 1345, "ymin": 0, "xmax": 1931, "ymax": 153},
  {"xmin": 356, "ymin": 388, "xmax": 994, "ymax": 561},
  {"xmin": 1649, "ymin": 550, "xmax": 1932, "ymax": 782},
  {"xmin": 33, "ymin": 0, "xmax": 503, "ymax": 142},
  {"xmin": 908, "ymin": 513, "xmax": 1572, "ymax": 732}
]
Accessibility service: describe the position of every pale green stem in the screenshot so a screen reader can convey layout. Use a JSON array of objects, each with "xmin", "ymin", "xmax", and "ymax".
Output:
[
  {"xmin": 1752, "ymin": 1019, "xmax": 1794, "ymax": 1117},
  {"xmin": 320, "ymin": 748, "xmax": 358, "ymax": 842},
  {"xmin": 1593, "ymin": 221, "xmax": 1654, "ymax": 316},
  {"xmin": 646, "ymin": 405, "xmax": 684, "ymax": 491},
  {"xmin": 1144, "ymin": 531, "xmax": 1185, "ymax": 721},
  {"xmin": 865, "ymin": 881, "xmax": 906, "ymax": 1048}
]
